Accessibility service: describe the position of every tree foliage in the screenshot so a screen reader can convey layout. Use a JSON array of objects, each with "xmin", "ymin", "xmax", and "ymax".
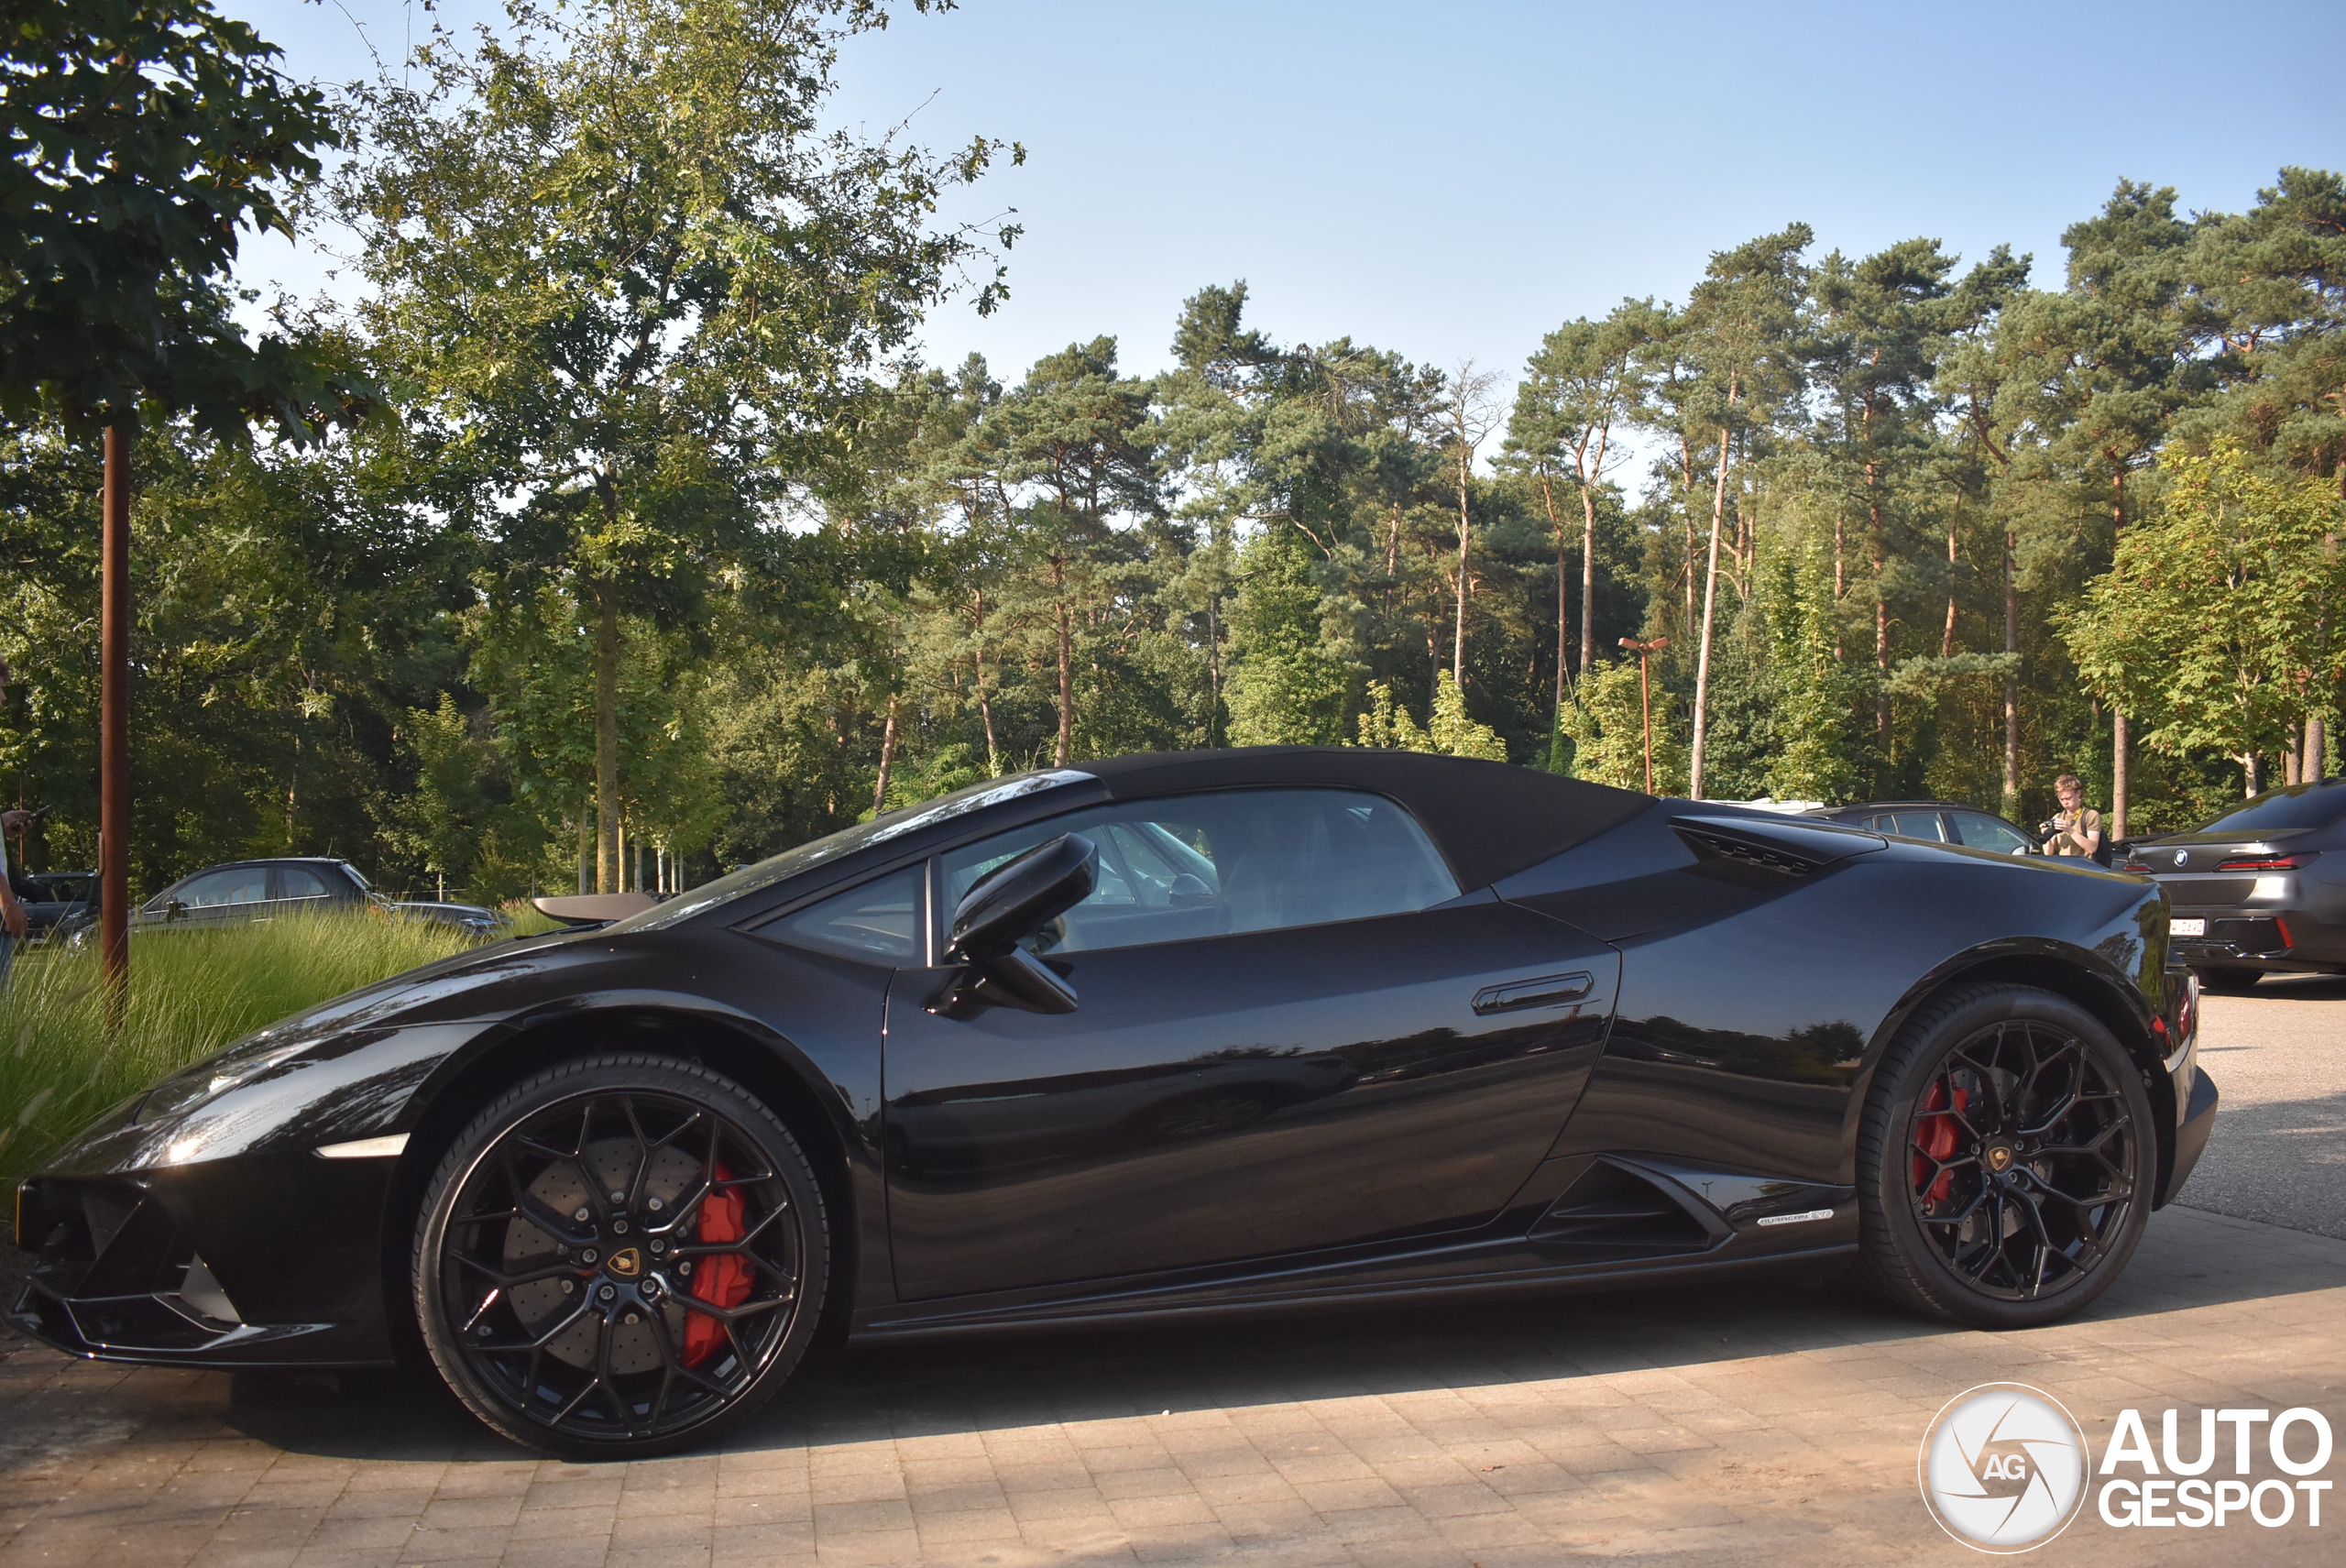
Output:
[
  {"xmin": 2, "ymin": 4, "xmax": 2341, "ymax": 897},
  {"xmin": 0, "ymin": 0, "xmax": 366, "ymax": 433},
  {"xmin": 2066, "ymin": 442, "xmax": 2341, "ymax": 789}
]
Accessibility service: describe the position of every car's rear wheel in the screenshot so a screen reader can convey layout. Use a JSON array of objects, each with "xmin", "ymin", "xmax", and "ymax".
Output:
[
  {"xmin": 1857, "ymin": 983, "xmax": 2153, "ymax": 1329},
  {"xmin": 2191, "ymin": 965, "xmax": 2263, "ymax": 992},
  {"xmin": 414, "ymin": 1054, "xmax": 827, "ymax": 1459}
]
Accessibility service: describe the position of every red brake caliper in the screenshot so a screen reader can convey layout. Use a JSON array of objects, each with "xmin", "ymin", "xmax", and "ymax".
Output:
[
  {"xmin": 1913, "ymin": 1080, "xmax": 1970, "ymax": 1209},
  {"xmin": 684, "ymin": 1161, "xmax": 752, "ymax": 1366}
]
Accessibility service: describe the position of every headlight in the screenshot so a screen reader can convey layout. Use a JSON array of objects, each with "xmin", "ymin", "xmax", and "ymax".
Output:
[{"xmin": 135, "ymin": 1036, "xmax": 314, "ymax": 1124}]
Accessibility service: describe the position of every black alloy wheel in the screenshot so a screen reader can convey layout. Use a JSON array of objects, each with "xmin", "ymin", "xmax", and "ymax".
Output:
[
  {"xmin": 1858, "ymin": 984, "xmax": 2154, "ymax": 1330},
  {"xmin": 414, "ymin": 1054, "xmax": 827, "ymax": 1459}
]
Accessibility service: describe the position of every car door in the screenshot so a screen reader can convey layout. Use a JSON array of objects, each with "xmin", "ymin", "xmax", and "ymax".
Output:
[
  {"xmin": 269, "ymin": 863, "xmax": 344, "ymax": 920},
  {"xmin": 148, "ymin": 865, "xmax": 272, "ymax": 930},
  {"xmin": 874, "ymin": 786, "xmax": 1620, "ymax": 1301}
]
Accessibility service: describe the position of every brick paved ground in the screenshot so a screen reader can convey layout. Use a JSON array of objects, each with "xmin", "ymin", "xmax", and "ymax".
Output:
[{"xmin": 3, "ymin": 998, "xmax": 2341, "ymax": 1566}]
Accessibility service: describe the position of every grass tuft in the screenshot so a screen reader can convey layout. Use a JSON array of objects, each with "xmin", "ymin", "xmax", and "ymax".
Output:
[{"xmin": 0, "ymin": 913, "xmax": 475, "ymax": 1182}]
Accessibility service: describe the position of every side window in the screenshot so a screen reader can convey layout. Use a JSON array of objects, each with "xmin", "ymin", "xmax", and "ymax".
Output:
[
  {"xmin": 1953, "ymin": 813, "xmax": 2033, "ymax": 855},
  {"xmin": 760, "ymin": 866, "xmax": 925, "ymax": 964},
  {"xmin": 176, "ymin": 867, "xmax": 270, "ymax": 907},
  {"xmin": 1882, "ymin": 811, "xmax": 1947, "ymax": 842},
  {"xmin": 278, "ymin": 866, "xmax": 333, "ymax": 900},
  {"xmin": 940, "ymin": 788, "xmax": 1460, "ymax": 955}
]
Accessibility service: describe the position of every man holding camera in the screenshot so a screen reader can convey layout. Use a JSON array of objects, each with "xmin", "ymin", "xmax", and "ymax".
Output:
[{"xmin": 2041, "ymin": 773, "xmax": 2106, "ymax": 861}]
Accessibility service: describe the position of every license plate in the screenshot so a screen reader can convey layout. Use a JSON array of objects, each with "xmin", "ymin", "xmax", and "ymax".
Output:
[{"xmin": 2172, "ymin": 918, "xmax": 2207, "ymax": 938}]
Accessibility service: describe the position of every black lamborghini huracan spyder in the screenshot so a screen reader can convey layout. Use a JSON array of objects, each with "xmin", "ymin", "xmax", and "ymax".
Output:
[{"xmin": 12, "ymin": 750, "xmax": 2216, "ymax": 1457}]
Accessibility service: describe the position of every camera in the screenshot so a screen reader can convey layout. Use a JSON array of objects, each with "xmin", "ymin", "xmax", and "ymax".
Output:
[{"xmin": 2037, "ymin": 819, "xmax": 2059, "ymax": 837}]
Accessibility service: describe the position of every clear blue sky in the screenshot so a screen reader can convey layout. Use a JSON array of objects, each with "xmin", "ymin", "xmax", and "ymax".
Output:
[{"xmin": 238, "ymin": 0, "xmax": 2346, "ymax": 388}]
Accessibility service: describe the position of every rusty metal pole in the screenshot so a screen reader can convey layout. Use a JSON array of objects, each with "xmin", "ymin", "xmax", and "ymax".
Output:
[
  {"xmin": 100, "ymin": 426, "xmax": 131, "ymax": 1015},
  {"xmin": 1619, "ymin": 635, "xmax": 1670, "ymax": 797},
  {"xmin": 1642, "ymin": 647, "xmax": 1661, "ymax": 797}
]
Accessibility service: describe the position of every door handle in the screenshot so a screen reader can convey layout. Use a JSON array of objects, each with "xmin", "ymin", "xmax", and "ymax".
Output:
[{"xmin": 1472, "ymin": 970, "xmax": 1595, "ymax": 1015}]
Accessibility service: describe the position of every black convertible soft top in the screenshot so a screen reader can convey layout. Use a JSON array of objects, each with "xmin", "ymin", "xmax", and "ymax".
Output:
[{"xmin": 1080, "ymin": 747, "xmax": 1652, "ymax": 893}]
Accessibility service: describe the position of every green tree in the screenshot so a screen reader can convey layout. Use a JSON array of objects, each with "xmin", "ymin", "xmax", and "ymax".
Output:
[
  {"xmin": 2065, "ymin": 441, "xmax": 2343, "ymax": 795},
  {"xmin": 1226, "ymin": 524, "xmax": 1349, "ymax": 745},
  {"xmin": 1672, "ymin": 225, "xmax": 1813, "ymax": 796},
  {"xmin": 1564, "ymin": 657, "xmax": 1682, "ymax": 794},
  {"xmin": 1807, "ymin": 236, "xmax": 1961, "ymax": 773},
  {"xmin": 338, "ymin": 0, "xmax": 1015, "ymax": 889},
  {"xmin": 1503, "ymin": 301, "xmax": 1655, "ymax": 743},
  {"xmin": 1754, "ymin": 521, "xmax": 1862, "ymax": 803},
  {"xmin": 1996, "ymin": 181, "xmax": 2202, "ymax": 832},
  {"xmin": 0, "ymin": 0, "xmax": 364, "ymax": 433},
  {"xmin": 1354, "ymin": 671, "xmax": 1505, "ymax": 760}
]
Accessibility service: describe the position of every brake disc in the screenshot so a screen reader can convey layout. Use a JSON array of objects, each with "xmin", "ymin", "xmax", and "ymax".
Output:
[{"xmin": 503, "ymin": 1137, "xmax": 704, "ymax": 1373}]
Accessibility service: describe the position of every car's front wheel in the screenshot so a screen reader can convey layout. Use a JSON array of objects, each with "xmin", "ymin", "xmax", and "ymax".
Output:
[
  {"xmin": 1857, "ymin": 983, "xmax": 2154, "ymax": 1329},
  {"xmin": 413, "ymin": 1054, "xmax": 827, "ymax": 1459}
]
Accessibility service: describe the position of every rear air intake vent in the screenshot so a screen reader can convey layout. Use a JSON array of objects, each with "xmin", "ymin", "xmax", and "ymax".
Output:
[
  {"xmin": 1531, "ymin": 1159, "xmax": 1713, "ymax": 1255},
  {"xmin": 1674, "ymin": 828, "xmax": 1815, "ymax": 877},
  {"xmin": 1669, "ymin": 814, "xmax": 1887, "ymax": 878}
]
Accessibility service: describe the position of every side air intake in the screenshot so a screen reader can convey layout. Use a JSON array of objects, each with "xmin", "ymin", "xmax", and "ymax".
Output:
[{"xmin": 1529, "ymin": 1158, "xmax": 1714, "ymax": 1256}]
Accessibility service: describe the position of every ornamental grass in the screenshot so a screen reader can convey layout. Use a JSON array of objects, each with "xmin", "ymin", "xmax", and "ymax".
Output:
[{"xmin": 0, "ymin": 912, "xmax": 477, "ymax": 1184}]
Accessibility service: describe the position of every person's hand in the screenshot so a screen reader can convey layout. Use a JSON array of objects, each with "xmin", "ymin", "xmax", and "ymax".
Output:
[
  {"xmin": 0, "ymin": 809, "xmax": 30, "ymax": 838},
  {"xmin": 1, "ymin": 894, "xmax": 25, "ymax": 939}
]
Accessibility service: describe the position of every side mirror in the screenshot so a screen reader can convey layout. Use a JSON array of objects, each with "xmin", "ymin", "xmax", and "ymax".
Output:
[
  {"xmin": 943, "ymin": 833, "xmax": 1096, "ymax": 1014},
  {"xmin": 165, "ymin": 898, "xmax": 187, "ymax": 922}
]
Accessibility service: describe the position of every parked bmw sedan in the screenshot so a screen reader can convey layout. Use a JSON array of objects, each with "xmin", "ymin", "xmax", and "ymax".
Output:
[
  {"xmin": 1804, "ymin": 799, "xmax": 2042, "ymax": 856},
  {"xmin": 2123, "ymin": 776, "xmax": 2346, "ymax": 989},
  {"xmin": 13, "ymin": 749, "xmax": 2215, "ymax": 1459}
]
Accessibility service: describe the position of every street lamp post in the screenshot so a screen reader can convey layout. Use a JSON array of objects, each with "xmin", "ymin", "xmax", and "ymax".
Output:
[{"xmin": 1618, "ymin": 636, "xmax": 1670, "ymax": 795}]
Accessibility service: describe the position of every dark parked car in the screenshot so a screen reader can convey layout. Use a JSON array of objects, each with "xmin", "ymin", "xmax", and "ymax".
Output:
[
  {"xmin": 131, "ymin": 858, "xmax": 508, "ymax": 939},
  {"xmin": 2121, "ymin": 776, "xmax": 2346, "ymax": 990},
  {"xmin": 11, "ymin": 749, "xmax": 2214, "ymax": 1459},
  {"xmin": 1805, "ymin": 799, "xmax": 2041, "ymax": 857},
  {"xmin": 11, "ymin": 870, "xmax": 98, "ymax": 947}
]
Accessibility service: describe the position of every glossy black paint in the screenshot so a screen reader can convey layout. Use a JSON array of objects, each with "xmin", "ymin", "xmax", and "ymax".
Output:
[
  {"xmin": 882, "ymin": 895, "xmax": 1620, "ymax": 1299},
  {"xmin": 10, "ymin": 748, "xmax": 2217, "ymax": 1374}
]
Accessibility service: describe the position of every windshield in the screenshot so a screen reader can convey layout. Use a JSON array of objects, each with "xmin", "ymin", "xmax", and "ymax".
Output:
[
  {"xmin": 610, "ymin": 769, "xmax": 1096, "ymax": 932},
  {"xmin": 2194, "ymin": 779, "xmax": 2346, "ymax": 834}
]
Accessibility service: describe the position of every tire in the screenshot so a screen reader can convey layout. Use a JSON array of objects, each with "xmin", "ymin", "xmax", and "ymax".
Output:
[
  {"xmin": 2192, "ymin": 966, "xmax": 2263, "ymax": 992},
  {"xmin": 413, "ymin": 1054, "xmax": 828, "ymax": 1459},
  {"xmin": 1856, "ymin": 983, "xmax": 2154, "ymax": 1330}
]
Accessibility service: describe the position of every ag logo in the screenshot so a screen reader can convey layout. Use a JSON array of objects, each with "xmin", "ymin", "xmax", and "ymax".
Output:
[
  {"xmin": 1920, "ymin": 1383, "xmax": 2088, "ymax": 1552},
  {"xmin": 607, "ymin": 1247, "xmax": 642, "ymax": 1278}
]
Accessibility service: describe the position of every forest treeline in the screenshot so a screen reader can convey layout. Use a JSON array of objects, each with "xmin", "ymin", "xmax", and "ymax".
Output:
[{"xmin": 3, "ymin": 0, "xmax": 2342, "ymax": 901}]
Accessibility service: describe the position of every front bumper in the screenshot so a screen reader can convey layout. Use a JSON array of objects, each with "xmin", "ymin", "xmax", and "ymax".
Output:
[{"xmin": 10, "ymin": 1147, "xmax": 403, "ymax": 1369}]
